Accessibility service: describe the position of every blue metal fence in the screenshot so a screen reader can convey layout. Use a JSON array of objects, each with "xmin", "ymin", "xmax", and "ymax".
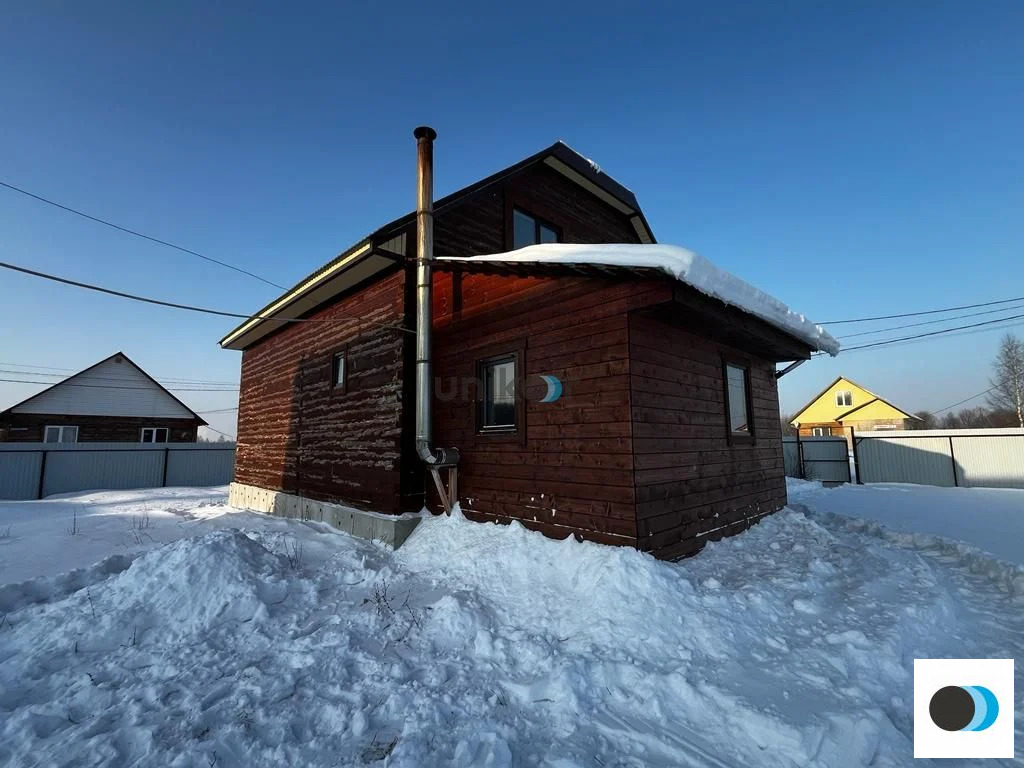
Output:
[{"xmin": 0, "ymin": 442, "xmax": 236, "ymax": 500}]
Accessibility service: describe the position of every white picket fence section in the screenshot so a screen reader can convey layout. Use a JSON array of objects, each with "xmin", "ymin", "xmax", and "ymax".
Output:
[
  {"xmin": 854, "ymin": 428, "xmax": 1024, "ymax": 489},
  {"xmin": 0, "ymin": 442, "xmax": 236, "ymax": 500},
  {"xmin": 782, "ymin": 436, "xmax": 851, "ymax": 484}
]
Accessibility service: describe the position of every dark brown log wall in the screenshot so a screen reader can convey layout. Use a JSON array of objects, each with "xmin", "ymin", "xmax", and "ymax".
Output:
[
  {"xmin": 0, "ymin": 414, "xmax": 200, "ymax": 442},
  {"xmin": 629, "ymin": 314, "xmax": 787, "ymax": 559},
  {"xmin": 432, "ymin": 274, "xmax": 672, "ymax": 547},
  {"xmin": 235, "ymin": 270, "xmax": 408, "ymax": 513}
]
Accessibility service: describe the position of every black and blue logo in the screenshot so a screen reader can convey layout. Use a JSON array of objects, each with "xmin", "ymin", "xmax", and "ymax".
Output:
[{"xmin": 929, "ymin": 686, "xmax": 999, "ymax": 732}]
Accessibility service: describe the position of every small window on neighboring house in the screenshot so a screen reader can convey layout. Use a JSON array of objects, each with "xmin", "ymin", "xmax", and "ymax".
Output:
[
  {"xmin": 140, "ymin": 428, "xmax": 169, "ymax": 443},
  {"xmin": 724, "ymin": 363, "xmax": 753, "ymax": 440},
  {"xmin": 44, "ymin": 425, "xmax": 78, "ymax": 443},
  {"xmin": 835, "ymin": 390, "xmax": 853, "ymax": 407},
  {"xmin": 478, "ymin": 354, "xmax": 517, "ymax": 431},
  {"xmin": 812, "ymin": 426, "xmax": 830, "ymax": 437},
  {"xmin": 512, "ymin": 208, "xmax": 560, "ymax": 250},
  {"xmin": 332, "ymin": 352, "xmax": 346, "ymax": 389}
]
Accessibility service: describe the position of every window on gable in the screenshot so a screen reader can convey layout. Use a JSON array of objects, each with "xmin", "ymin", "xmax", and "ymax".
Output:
[
  {"xmin": 478, "ymin": 354, "xmax": 517, "ymax": 431},
  {"xmin": 512, "ymin": 208, "xmax": 560, "ymax": 250},
  {"xmin": 44, "ymin": 425, "xmax": 78, "ymax": 443},
  {"xmin": 140, "ymin": 427, "xmax": 169, "ymax": 443},
  {"xmin": 835, "ymin": 390, "xmax": 853, "ymax": 407},
  {"xmin": 724, "ymin": 363, "xmax": 753, "ymax": 441},
  {"xmin": 332, "ymin": 352, "xmax": 346, "ymax": 390}
]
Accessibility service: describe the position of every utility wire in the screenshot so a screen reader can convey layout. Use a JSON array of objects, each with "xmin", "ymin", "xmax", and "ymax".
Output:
[
  {"xmin": 836, "ymin": 303, "xmax": 1024, "ymax": 340},
  {"xmin": 201, "ymin": 425, "xmax": 237, "ymax": 440},
  {"xmin": 837, "ymin": 313, "xmax": 1024, "ymax": 352},
  {"xmin": 821, "ymin": 295, "xmax": 1024, "ymax": 325},
  {"xmin": 0, "ymin": 261, "xmax": 412, "ymax": 335},
  {"xmin": 0, "ymin": 180, "xmax": 286, "ymax": 290},
  {"xmin": 932, "ymin": 387, "xmax": 997, "ymax": 416},
  {"xmin": 0, "ymin": 377, "xmax": 236, "ymax": 392},
  {"xmin": 0, "ymin": 368, "xmax": 238, "ymax": 387},
  {"xmin": 816, "ymin": 315, "xmax": 1024, "ymax": 357},
  {"xmin": 196, "ymin": 407, "xmax": 239, "ymax": 415}
]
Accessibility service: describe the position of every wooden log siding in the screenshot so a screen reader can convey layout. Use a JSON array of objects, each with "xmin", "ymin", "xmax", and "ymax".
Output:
[
  {"xmin": 235, "ymin": 271, "xmax": 407, "ymax": 513},
  {"xmin": 629, "ymin": 314, "xmax": 787, "ymax": 560}
]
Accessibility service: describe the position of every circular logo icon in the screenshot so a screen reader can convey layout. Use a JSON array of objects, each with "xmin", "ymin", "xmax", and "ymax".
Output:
[{"xmin": 929, "ymin": 685, "xmax": 999, "ymax": 731}]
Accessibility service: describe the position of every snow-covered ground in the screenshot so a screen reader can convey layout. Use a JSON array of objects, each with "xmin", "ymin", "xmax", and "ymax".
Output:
[
  {"xmin": 1, "ymin": 483, "xmax": 1021, "ymax": 766},
  {"xmin": 788, "ymin": 478, "xmax": 1024, "ymax": 567}
]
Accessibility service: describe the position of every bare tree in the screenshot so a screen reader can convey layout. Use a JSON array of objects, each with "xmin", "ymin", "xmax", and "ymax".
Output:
[
  {"xmin": 911, "ymin": 411, "xmax": 935, "ymax": 430},
  {"xmin": 987, "ymin": 334, "xmax": 1024, "ymax": 427},
  {"xmin": 779, "ymin": 413, "xmax": 798, "ymax": 437}
]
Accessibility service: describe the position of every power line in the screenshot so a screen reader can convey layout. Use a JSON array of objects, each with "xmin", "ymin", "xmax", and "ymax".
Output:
[
  {"xmin": 196, "ymin": 407, "xmax": 239, "ymax": 415},
  {"xmin": 821, "ymin": 295, "xmax": 1024, "ymax": 325},
  {"xmin": 0, "ymin": 377, "xmax": 236, "ymax": 392},
  {"xmin": 201, "ymin": 425, "xmax": 237, "ymax": 441},
  {"xmin": 932, "ymin": 387, "xmax": 997, "ymax": 416},
  {"xmin": 0, "ymin": 361, "xmax": 236, "ymax": 386},
  {"xmin": 0, "ymin": 368, "xmax": 238, "ymax": 387},
  {"xmin": 0, "ymin": 180, "xmax": 286, "ymax": 290},
  {"xmin": 836, "ymin": 303, "xmax": 1024, "ymax": 340},
  {"xmin": 837, "ymin": 312, "xmax": 1024, "ymax": 352},
  {"xmin": 0, "ymin": 261, "xmax": 412, "ymax": 335}
]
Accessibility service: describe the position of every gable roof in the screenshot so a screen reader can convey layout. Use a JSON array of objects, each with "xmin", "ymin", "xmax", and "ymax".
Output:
[
  {"xmin": 790, "ymin": 375, "xmax": 918, "ymax": 424},
  {"xmin": 0, "ymin": 352, "xmax": 207, "ymax": 424},
  {"xmin": 219, "ymin": 141, "xmax": 656, "ymax": 351}
]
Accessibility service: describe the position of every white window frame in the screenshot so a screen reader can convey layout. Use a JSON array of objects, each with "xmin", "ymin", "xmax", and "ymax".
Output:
[
  {"xmin": 44, "ymin": 425, "xmax": 79, "ymax": 443},
  {"xmin": 835, "ymin": 390, "xmax": 853, "ymax": 407},
  {"xmin": 140, "ymin": 427, "xmax": 169, "ymax": 443},
  {"xmin": 811, "ymin": 426, "xmax": 830, "ymax": 437}
]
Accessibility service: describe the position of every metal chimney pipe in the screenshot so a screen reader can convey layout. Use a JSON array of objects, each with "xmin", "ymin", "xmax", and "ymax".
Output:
[{"xmin": 413, "ymin": 126, "xmax": 459, "ymax": 470}]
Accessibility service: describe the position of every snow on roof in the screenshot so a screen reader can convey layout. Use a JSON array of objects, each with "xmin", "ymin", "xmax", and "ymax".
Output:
[{"xmin": 441, "ymin": 243, "xmax": 840, "ymax": 356}]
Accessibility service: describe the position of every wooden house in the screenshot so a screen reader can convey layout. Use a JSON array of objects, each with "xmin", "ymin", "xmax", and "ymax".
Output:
[
  {"xmin": 790, "ymin": 376, "xmax": 917, "ymax": 444},
  {"xmin": 0, "ymin": 352, "xmax": 207, "ymax": 443},
  {"xmin": 220, "ymin": 131, "xmax": 837, "ymax": 559}
]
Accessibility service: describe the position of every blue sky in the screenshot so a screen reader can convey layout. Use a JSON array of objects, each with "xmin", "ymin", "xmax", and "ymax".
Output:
[{"xmin": 2, "ymin": 0, "xmax": 1022, "ymax": 437}]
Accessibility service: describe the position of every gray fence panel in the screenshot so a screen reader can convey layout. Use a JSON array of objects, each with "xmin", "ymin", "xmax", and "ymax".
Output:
[
  {"xmin": 856, "ymin": 435, "xmax": 955, "ymax": 486},
  {"xmin": 854, "ymin": 429, "xmax": 1024, "ymax": 489},
  {"xmin": 42, "ymin": 449, "xmax": 165, "ymax": 497},
  {"xmin": 165, "ymin": 448, "xmax": 236, "ymax": 487},
  {"xmin": 0, "ymin": 443, "xmax": 237, "ymax": 500},
  {"xmin": 950, "ymin": 435, "xmax": 1024, "ymax": 489},
  {"xmin": 782, "ymin": 439, "xmax": 800, "ymax": 477},
  {"xmin": 0, "ymin": 451, "xmax": 44, "ymax": 500},
  {"xmin": 782, "ymin": 436, "xmax": 850, "ymax": 482}
]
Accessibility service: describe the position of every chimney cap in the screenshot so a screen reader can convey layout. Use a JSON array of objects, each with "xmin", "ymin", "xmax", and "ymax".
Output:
[{"xmin": 413, "ymin": 126, "xmax": 437, "ymax": 141}]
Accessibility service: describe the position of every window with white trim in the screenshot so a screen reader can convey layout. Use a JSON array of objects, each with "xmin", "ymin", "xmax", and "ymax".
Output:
[
  {"xmin": 140, "ymin": 427, "xmax": 169, "ymax": 443},
  {"xmin": 835, "ymin": 390, "xmax": 853, "ymax": 407},
  {"xmin": 811, "ymin": 426, "xmax": 830, "ymax": 437},
  {"xmin": 44, "ymin": 425, "xmax": 78, "ymax": 443}
]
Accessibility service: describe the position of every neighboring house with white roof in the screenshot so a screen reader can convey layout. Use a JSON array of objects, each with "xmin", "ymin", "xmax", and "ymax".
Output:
[{"xmin": 0, "ymin": 352, "xmax": 206, "ymax": 443}]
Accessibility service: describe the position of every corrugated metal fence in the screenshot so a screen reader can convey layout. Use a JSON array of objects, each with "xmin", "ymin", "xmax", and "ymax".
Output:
[
  {"xmin": 854, "ymin": 428, "xmax": 1024, "ymax": 489},
  {"xmin": 0, "ymin": 442, "xmax": 236, "ymax": 500},
  {"xmin": 783, "ymin": 436, "xmax": 851, "ymax": 483}
]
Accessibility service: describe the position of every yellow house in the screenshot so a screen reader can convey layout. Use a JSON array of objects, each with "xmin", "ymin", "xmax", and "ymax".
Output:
[{"xmin": 790, "ymin": 376, "xmax": 918, "ymax": 439}]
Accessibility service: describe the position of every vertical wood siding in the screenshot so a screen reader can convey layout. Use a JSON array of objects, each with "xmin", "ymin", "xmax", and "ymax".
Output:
[
  {"xmin": 629, "ymin": 314, "xmax": 787, "ymax": 559},
  {"xmin": 235, "ymin": 271, "xmax": 408, "ymax": 513}
]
